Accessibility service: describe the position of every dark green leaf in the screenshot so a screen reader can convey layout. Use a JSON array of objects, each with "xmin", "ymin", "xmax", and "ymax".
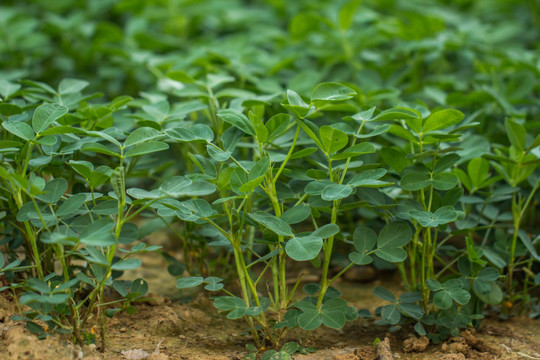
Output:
[
  {"xmin": 422, "ymin": 109, "xmax": 464, "ymax": 133},
  {"xmin": 32, "ymin": 103, "xmax": 69, "ymax": 134},
  {"xmin": 311, "ymin": 82, "xmax": 356, "ymax": 102},
  {"xmin": 285, "ymin": 236, "xmax": 322, "ymax": 261},
  {"xmin": 218, "ymin": 109, "xmax": 255, "ymax": 136},
  {"xmin": 177, "ymin": 276, "xmax": 204, "ymax": 289},
  {"xmin": 249, "ymin": 212, "xmax": 293, "ymax": 237}
]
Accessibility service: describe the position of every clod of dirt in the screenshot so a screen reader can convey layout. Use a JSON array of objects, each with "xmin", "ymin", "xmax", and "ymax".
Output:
[
  {"xmin": 430, "ymin": 352, "xmax": 466, "ymax": 360},
  {"xmin": 343, "ymin": 266, "xmax": 377, "ymax": 283},
  {"xmin": 402, "ymin": 336, "xmax": 429, "ymax": 352},
  {"xmin": 441, "ymin": 340, "xmax": 468, "ymax": 354},
  {"xmin": 439, "ymin": 331, "xmax": 502, "ymax": 360},
  {"xmin": 150, "ymin": 307, "xmax": 182, "ymax": 336},
  {"xmin": 332, "ymin": 353, "xmax": 358, "ymax": 360},
  {"xmin": 462, "ymin": 330, "xmax": 501, "ymax": 356},
  {"xmin": 6, "ymin": 326, "xmax": 103, "ymax": 360},
  {"xmin": 353, "ymin": 346, "xmax": 377, "ymax": 360},
  {"xmin": 376, "ymin": 338, "xmax": 394, "ymax": 360}
]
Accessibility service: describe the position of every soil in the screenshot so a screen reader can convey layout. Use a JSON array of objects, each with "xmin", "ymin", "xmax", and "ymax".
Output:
[{"xmin": 1, "ymin": 252, "xmax": 539, "ymax": 360}]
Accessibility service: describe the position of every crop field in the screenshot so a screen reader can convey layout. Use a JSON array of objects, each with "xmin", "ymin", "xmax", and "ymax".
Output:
[{"xmin": 0, "ymin": 0, "xmax": 539, "ymax": 359}]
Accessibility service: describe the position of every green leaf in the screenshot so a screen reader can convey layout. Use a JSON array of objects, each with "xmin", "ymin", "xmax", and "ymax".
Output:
[
  {"xmin": 159, "ymin": 176, "xmax": 192, "ymax": 196},
  {"xmin": 81, "ymin": 142, "xmax": 121, "ymax": 157},
  {"xmin": 124, "ymin": 141, "xmax": 169, "ymax": 157},
  {"xmin": 179, "ymin": 199, "xmax": 216, "ymax": 219},
  {"xmin": 319, "ymin": 125, "xmax": 349, "ymax": 153},
  {"xmin": 32, "ymin": 103, "xmax": 69, "ymax": 134},
  {"xmin": 398, "ymin": 303, "xmax": 424, "ymax": 319},
  {"xmin": 432, "ymin": 172, "xmax": 458, "ymax": 190},
  {"xmin": 476, "ymin": 267, "xmax": 499, "ymax": 281},
  {"xmin": 353, "ymin": 226, "xmax": 377, "ymax": 253},
  {"xmin": 281, "ymin": 205, "xmax": 311, "ymax": 224},
  {"xmin": 373, "ymin": 286, "xmax": 396, "ymax": 302},
  {"xmin": 249, "ymin": 157, "xmax": 270, "ymax": 181},
  {"xmin": 422, "ymin": 109, "xmax": 464, "ymax": 133},
  {"xmin": 281, "ymin": 342, "xmax": 300, "ymax": 355},
  {"xmin": 0, "ymin": 80, "xmax": 21, "ymax": 99},
  {"xmin": 190, "ymin": 124, "xmax": 214, "ymax": 142},
  {"xmin": 287, "ymin": 89, "xmax": 309, "ymax": 108},
  {"xmin": 348, "ymin": 168, "xmax": 388, "ymax": 187},
  {"xmin": 426, "ymin": 279, "xmax": 443, "ymax": 291},
  {"xmin": 433, "ymin": 154, "xmax": 461, "ymax": 173},
  {"xmin": 39, "ymin": 126, "xmax": 86, "ymax": 136},
  {"xmin": 339, "ymin": 0, "xmax": 361, "ymax": 30},
  {"xmin": 126, "ymin": 188, "xmax": 162, "ymax": 199},
  {"xmin": 297, "ymin": 308, "xmax": 322, "ymax": 330},
  {"xmin": 372, "ymin": 107, "xmax": 420, "ymax": 122},
  {"xmin": 468, "ymin": 158, "xmax": 489, "ymax": 189},
  {"xmin": 0, "ymin": 103, "xmax": 23, "ymax": 116},
  {"xmin": 312, "ymin": 223, "xmax": 340, "ymax": 238},
  {"xmin": 332, "ymin": 142, "xmax": 375, "ymax": 160},
  {"xmin": 80, "ymin": 219, "xmax": 115, "ymax": 247},
  {"xmin": 249, "ymin": 212, "xmax": 293, "ymax": 237},
  {"xmin": 26, "ymin": 278, "xmax": 50, "ymax": 294},
  {"xmin": 297, "ymin": 119, "xmax": 323, "ymax": 149},
  {"xmin": 381, "ymin": 304, "xmax": 401, "ymax": 324},
  {"xmin": 448, "ymin": 287, "xmax": 470, "ymax": 305},
  {"xmin": 266, "ymin": 113, "xmax": 291, "ymax": 141},
  {"xmin": 505, "ymin": 118, "xmax": 526, "ymax": 151},
  {"xmin": 433, "ymin": 290, "xmax": 453, "ymax": 309},
  {"xmin": 89, "ymin": 166, "xmax": 113, "ymax": 188},
  {"xmin": 518, "ymin": 232, "xmax": 540, "ymax": 261},
  {"xmin": 238, "ymin": 176, "xmax": 264, "ymax": 193},
  {"xmin": 56, "ymin": 193, "xmax": 87, "ymax": 217},
  {"xmin": 213, "ymin": 296, "xmax": 247, "ymax": 319},
  {"xmin": 473, "ymin": 280, "xmax": 502, "ymax": 305},
  {"xmin": 218, "ymin": 109, "xmax": 255, "ymax": 136},
  {"xmin": 311, "ymin": 82, "xmax": 356, "ymax": 102},
  {"xmin": 348, "ymin": 252, "xmax": 372, "ymax": 265},
  {"xmin": 375, "ymin": 247, "xmax": 407, "ymax": 262},
  {"xmin": 285, "ymin": 235, "xmax": 322, "ymax": 261},
  {"xmin": 36, "ymin": 179, "xmax": 68, "ymax": 204},
  {"xmin": 3, "ymin": 122, "xmax": 34, "ymax": 141},
  {"xmin": 408, "ymin": 206, "xmax": 458, "ymax": 227},
  {"xmin": 321, "ymin": 298, "xmax": 348, "ymax": 329},
  {"xmin": 176, "ymin": 276, "xmax": 204, "ymax": 289},
  {"xmin": 124, "ymin": 127, "xmax": 162, "ymax": 147},
  {"xmin": 401, "ymin": 173, "xmax": 430, "ymax": 191},
  {"xmin": 111, "ymin": 258, "xmax": 142, "ymax": 271},
  {"xmin": 69, "ymin": 160, "xmax": 94, "ymax": 179},
  {"xmin": 414, "ymin": 322, "xmax": 426, "ymax": 336},
  {"xmin": 248, "ymin": 111, "xmax": 268, "ymax": 143},
  {"xmin": 321, "ymin": 183, "xmax": 353, "ymax": 201},
  {"xmin": 58, "ymin": 78, "xmax": 89, "ymax": 94},
  {"xmin": 377, "ymin": 221, "xmax": 412, "ymax": 248},
  {"xmin": 399, "ymin": 292, "xmax": 422, "ymax": 303},
  {"xmin": 207, "ymin": 145, "xmax": 231, "ymax": 162},
  {"xmin": 91, "ymin": 201, "xmax": 117, "ymax": 217}
]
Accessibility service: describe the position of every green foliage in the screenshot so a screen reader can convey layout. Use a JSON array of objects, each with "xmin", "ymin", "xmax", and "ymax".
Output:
[{"xmin": 0, "ymin": 0, "xmax": 539, "ymax": 354}]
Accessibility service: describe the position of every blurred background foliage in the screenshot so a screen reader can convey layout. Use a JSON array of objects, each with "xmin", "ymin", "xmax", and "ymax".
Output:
[{"xmin": 1, "ymin": 0, "xmax": 538, "ymax": 113}]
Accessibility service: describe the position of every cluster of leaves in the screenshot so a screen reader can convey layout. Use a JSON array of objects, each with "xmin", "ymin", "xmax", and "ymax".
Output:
[
  {"xmin": 0, "ymin": 81, "xmax": 181, "ymax": 348},
  {"xmin": 1, "ymin": 0, "xmax": 539, "ymax": 355}
]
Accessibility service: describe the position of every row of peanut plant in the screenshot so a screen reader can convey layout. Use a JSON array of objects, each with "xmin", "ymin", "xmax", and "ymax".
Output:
[{"xmin": 1, "ymin": 76, "xmax": 538, "ymax": 359}]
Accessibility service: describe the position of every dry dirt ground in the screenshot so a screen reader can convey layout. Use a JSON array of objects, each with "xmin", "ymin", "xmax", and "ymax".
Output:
[{"xmin": 1, "ymin": 251, "xmax": 539, "ymax": 360}]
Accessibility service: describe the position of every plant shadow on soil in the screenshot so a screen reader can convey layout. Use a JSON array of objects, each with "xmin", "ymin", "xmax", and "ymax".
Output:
[{"xmin": 1, "ymin": 251, "xmax": 539, "ymax": 360}]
